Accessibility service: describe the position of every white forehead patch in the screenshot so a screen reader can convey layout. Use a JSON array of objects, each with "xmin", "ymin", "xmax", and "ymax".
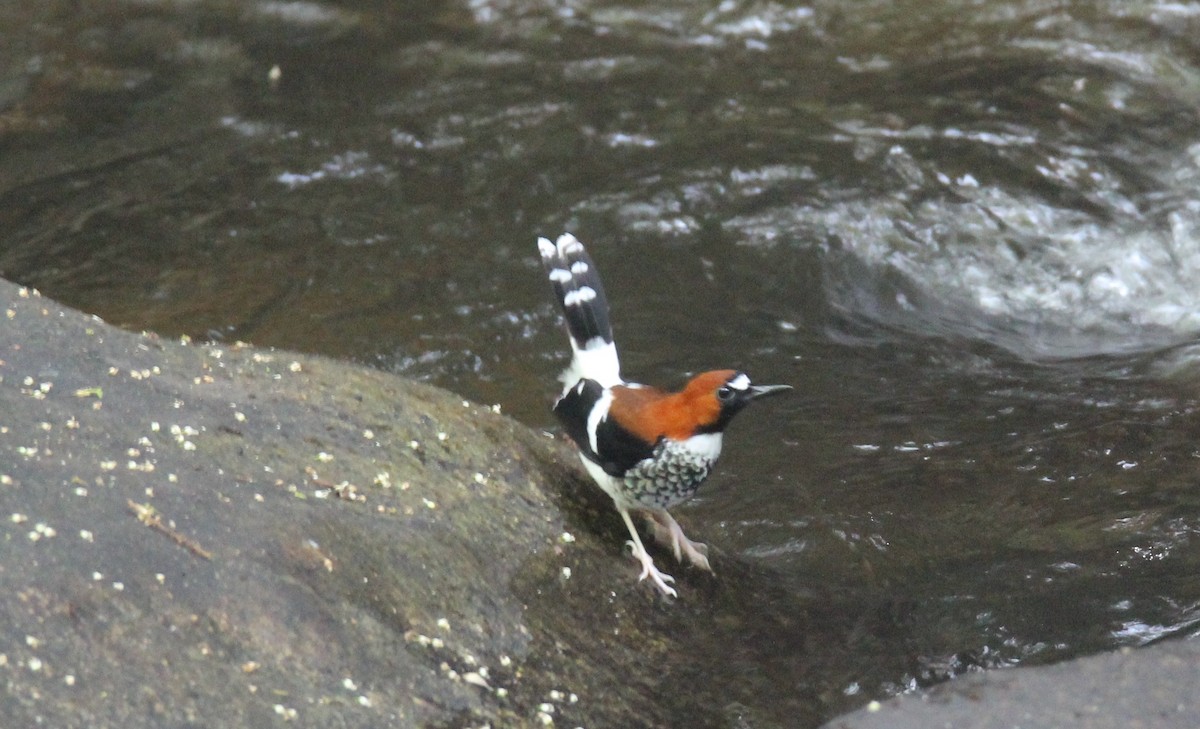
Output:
[
  {"xmin": 570, "ymin": 260, "xmax": 589, "ymax": 275},
  {"xmin": 727, "ymin": 373, "xmax": 750, "ymax": 391},
  {"xmin": 548, "ymin": 267, "xmax": 572, "ymax": 283}
]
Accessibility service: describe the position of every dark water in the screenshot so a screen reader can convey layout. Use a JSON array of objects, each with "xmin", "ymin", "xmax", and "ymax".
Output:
[{"xmin": 3, "ymin": 0, "xmax": 1200, "ymax": 720}]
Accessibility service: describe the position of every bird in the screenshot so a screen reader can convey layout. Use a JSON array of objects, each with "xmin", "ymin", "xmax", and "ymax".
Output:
[{"xmin": 537, "ymin": 232, "xmax": 791, "ymax": 597}]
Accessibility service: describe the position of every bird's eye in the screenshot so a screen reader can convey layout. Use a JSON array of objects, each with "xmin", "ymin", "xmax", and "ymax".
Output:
[{"xmin": 716, "ymin": 385, "xmax": 734, "ymax": 401}]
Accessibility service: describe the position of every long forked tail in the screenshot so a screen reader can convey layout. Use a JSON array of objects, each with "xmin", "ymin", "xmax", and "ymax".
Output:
[{"xmin": 537, "ymin": 233, "xmax": 621, "ymax": 389}]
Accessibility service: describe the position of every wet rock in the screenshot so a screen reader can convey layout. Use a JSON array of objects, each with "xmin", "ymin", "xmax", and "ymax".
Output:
[
  {"xmin": 821, "ymin": 640, "xmax": 1199, "ymax": 729},
  {"xmin": 0, "ymin": 277, "xmax": 567, "ymax": 727}
]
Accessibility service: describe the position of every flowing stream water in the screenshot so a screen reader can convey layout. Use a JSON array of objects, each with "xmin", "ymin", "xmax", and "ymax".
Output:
[{"xmin": 3, "ymin": 0, "xmax": 1200, "ymax": 722}]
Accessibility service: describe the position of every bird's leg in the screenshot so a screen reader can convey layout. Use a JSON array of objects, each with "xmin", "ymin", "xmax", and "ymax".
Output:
[
  {"xmin": 643, "ymin": 512, "xmax": 680, "ymax": 560},
  {"xmin": 617, "ymin": 507, "xmax": 677, "ymax": 598},
  {"xmin": 644, "ymin": 510, "xmax": 712, "ymax": 573}
]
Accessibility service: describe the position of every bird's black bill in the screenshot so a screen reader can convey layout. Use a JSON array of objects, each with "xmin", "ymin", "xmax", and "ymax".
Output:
[{"xmin": 746, "ymin": 384, "xmax": 792, "ymax": 400}]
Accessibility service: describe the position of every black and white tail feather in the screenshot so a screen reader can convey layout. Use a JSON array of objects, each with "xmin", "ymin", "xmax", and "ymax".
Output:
[{"xmin": 538, "ymin": 233, "xmax": 622, "ymax": 393}]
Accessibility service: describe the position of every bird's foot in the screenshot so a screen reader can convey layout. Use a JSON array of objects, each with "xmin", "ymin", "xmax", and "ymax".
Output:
[
  {"xmin": 646, "ymin": 511, "xmax": 712, "ymax": 573},
  {"xmin": 625, "ymin": 539, "xmax": 678, "ymax": 598}
]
